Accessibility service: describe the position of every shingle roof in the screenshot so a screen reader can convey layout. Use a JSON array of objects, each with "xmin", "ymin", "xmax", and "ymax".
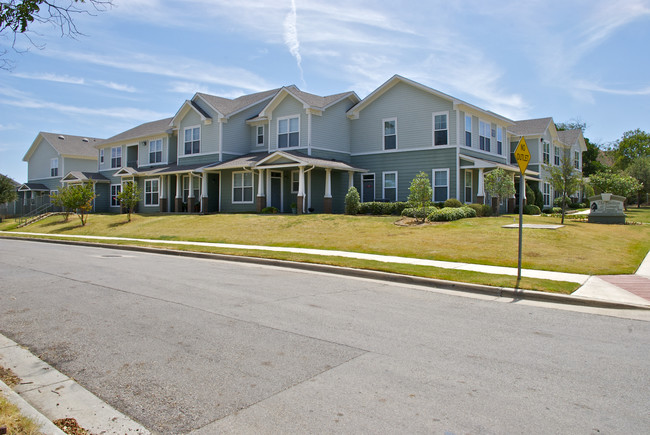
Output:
[
  {"xmin": 39, "ymin": 132, "xmax": 102, "ymax": 158},
  {"xmin": 197, "ymin": 88, "xmax": 280, "ymax": 117},
  {"xmin": 63, "ymin": 171, "xmax": 110, "ymax": 183},
  {"xmin": 508, "ymin": 117, "xmax": 553, "ymax": 136},
  {"xmin": 204, "ymin": 150, "xmax": 366, "ymax": 172},
  {"xmin": 557, "ymin": 129, "xmax": 581, "ymax": 145},
  {"xmin": 285, "ymin": 86, "xmax": 354, "ymax": 109},
  {"xmin": 102, "ymin": 117, "xmax": 174, "ymax": 146}
]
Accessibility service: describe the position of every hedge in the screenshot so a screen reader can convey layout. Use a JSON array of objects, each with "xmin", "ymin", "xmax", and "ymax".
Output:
[
  {"xmin": 401, "ymin": 206, "xmax": 438, "ymax": 219},
  {"xmin": 427, "ymin": 206, "xmax": 477, "ymax": 222},
  {"xmin": 358, "ymin": 201, "xmax": 408, "ymax": 215}
]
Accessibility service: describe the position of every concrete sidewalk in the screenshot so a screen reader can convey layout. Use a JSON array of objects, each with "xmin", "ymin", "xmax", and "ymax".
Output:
[{"xmin": 2, "ymin": 231, "xmax": 649, "ymax": 308}]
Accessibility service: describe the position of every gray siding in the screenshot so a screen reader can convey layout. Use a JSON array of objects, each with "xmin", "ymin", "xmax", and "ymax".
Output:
[
  {"xmin": 458, "ymin": 148, "xmax": 508, "ymax": 165},
  {"xmin": 350, "ymin": 81, "xmax": 456, "ymax": 155},
  {"xmin": 311, "ymin": 98, "xmax": 354, "ymax": 155},
  {"xmin": 27, "ymin": 138, "xmax": 58, "ymax": 181},
  {"xmin": 137, "ymin": 135, "xmax": 172, "ymax": 168},
  {"xmin": 178, "ymin": 107, "xmax": 217, "ymax": 163},
  {"xmin": 221, "ymin": 100, "xmax": 270, "ymax": 156},
  {"xmin": 309, "ymin": 149, "xmax": 352, "ymax": 163},
  {"xmin": 98, "ymin": 144, "xmax": 126, "ymax": 172},
  {"xmin": 269, "ymin": 96, "xmax": 307, "ymax": 152}
]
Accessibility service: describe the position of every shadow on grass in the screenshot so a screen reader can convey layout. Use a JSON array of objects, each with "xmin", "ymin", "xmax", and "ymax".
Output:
[{"xmin": 108, "ymin": 220, "xmax": 131, "ymax": 228}]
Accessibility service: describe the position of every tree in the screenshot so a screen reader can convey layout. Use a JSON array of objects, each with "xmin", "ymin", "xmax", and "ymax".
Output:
[
  {"xmin": 0, "ymin": 0, "xmax": 112, "ymax": 69},
  {"xmin": 613, "ymin": 129, "xmax": 650, "ymax": 170},
  {"xmin": 626, "ymin": 156, "xmax": 650, "ymax": 207},
  {"xmin": 344, "ymin": 186, "xmax": 360, "ymax": 215},
  {"xmin": 589, "ymin": 170, "xmax": 642, "ymax": 210},
  {"xmin": 483, "ymin": 168, "xmax": 515, "ymax": 217},
  {"xmin": 0, "ymin": 174, "xmax": 17, "ymax": 204},
  {"xmin": 51, "ymin": 183, "xmax": 95, "ymax": 225},
  {"xmin": 116, "ymin": 181, "xmax": 141, "ymax": 222},
  {"xmin": 407, "ymin": 171, "xmax": 433, "ymax": 222},
  {"xmin": 544, "ymin": 149, "xmax": 582, "ymax": 224}
]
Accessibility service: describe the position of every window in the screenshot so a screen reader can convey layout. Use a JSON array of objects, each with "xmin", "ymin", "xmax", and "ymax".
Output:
[
  {"xmin": 233, "ymin": 171, "xmax": 253, "ymax": 203},
  {"xmin": 554, "ymin": 146, "xmax": 560, "ymax": 165},
  {"xmin": 574, "ymin": 150, "xmax": 580, "ymax": 169},
  {"xmin": 50, "ymin": 158, "xmax": 58, "ymax": 177},
  {"xmin": 278, "ymin": 116, "xmax": 299, "ymax": 148},
  {"xmin": 111, "ymin": 147, "xmax": 122, "ymax": 168},
  {"xmin": 543, "ymin": 182, "xmax": 551, "ymax": 207},
  {"xmin": 383, "ymin": 118, "xmax": 397, "ymax": 150},
  {"xmin": 479, "ymin": 121, "xmax": 491, "ymax": 152},
  {"xmin": 184, "ymin": 126, "xmax": 201, "ymax": 155},
  {"xmin": 383, "ymin": 172, "xmax": 397, "ymax": 202},
  {"xmin": 543, "ymin": 142, "xmax": 550, "ymax": 165},
  {"xmin": 149, "ymin": 139, "xmax": 163, "ymax": 164},
  {"xmin": 144, "ymin": 179, "xmax": 159, "ymax": 206},
  {"xmin": 497, "ymin": 128, "xmax": 503, "ymax": 155},
  {"xmin": 111, "ymin": 184, "xmax": 121, "ymax": 207},
  {"xmin": 256, "ymin": 126, "xmax": 264, "ymax": 146},
  {"xmin": 99, "ymin": 149, "xmax": 104, "ymax": 164},
  {"xmin": 362, "ymin": 173, "xmax": 375, "ymax": 202},
  {"xmin": 465, "ymin": 171, "xmax": 472, "ymax": 203},
  {"xmin": 433, "ymin": 112, "xmax": 448, "ymax": 146},
  {"xmin": 291, "ymin": 170, "xmax": 299, "ymax": 193},
  {"xmin": 50, "ymin": 190, "xmax": 58, "ymax": 197},
  {"xmin": 465, "ymin": 115, "xmax": 472, "ymax": 147},
  {"xmin": 510, "ymin": 142, "xmax": 518, "ymax": 164},
  {"xmin": 433, "ymin": 169, "xmax": 449, "ymax": 202}
]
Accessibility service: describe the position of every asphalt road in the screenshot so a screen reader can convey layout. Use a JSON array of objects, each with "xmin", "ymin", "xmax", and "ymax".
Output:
[{"xmin": 1, "ymin": 238, "xmax": 649, "ymax": 434}]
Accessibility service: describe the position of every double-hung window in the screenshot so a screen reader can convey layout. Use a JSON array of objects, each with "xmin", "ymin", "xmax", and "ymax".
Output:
[
  {"xmin": 111, "ymin": 184, "xmax": 121, "ymax": 207},
  {"xmin": 184, "ymin": 126, "xmax": 200, "ymax": 155},
  {"xmin": 149, "ymin": 139, "xmax": 163, "ymax": 164},
  {"xmin": 111, "ymin": 147, "xmax": 122, "ymax": 168},
  {"xmin": 383, "ymin": 118, "xmax": 397, "ymax": 150},
  {"xmin": 465, "ymin": 171, "xmax": 472, "ymax": 203},
  {"xmin": 233, "ymin": 172, "xmax": 253, "ymax": 203},
  {"xmin": 278, "ymin": 117, "xmax": 299, "ymax": 148},
  {"xmin": 543, "ymin": 182, "xmax": 551, "ymax": 207},
  {"xmin": 497, "ymin": 128, "xmax": 503, "ymax": 155},
  {"xmin": 50, "ymin": 158, "xmax": 58, "ymax": 177},
  {"xmin": 554, "ymin": 146, "xmax": 560, "ymax": 165},
  {"xmin": 291, "ymin": 171, "xmax": 299, "ymax": 193},
  {"xmin": 574, "ymin": 151, "xmax": 580, "ymax": 169},
  {"xmin": 99, "ymin": 149, "xmax": 104, "ymax": 164},
  {"xmin": 479, "ymin": 121, "xmax": 491, "ymax": 152},
  {"xmin": 543, "ymin": 142, "xmax": 550, "ymax": 165},
  {"xmin": 465, "ymin": 115, "xmax": 472, "ymax": 147},
  {"xmin": 383, "ymin": 172, "xmax": 397, "ymax": 202},
  {"xmin": 510, "ymin": 142, "xmax": 518, "ymax": 164},
  {"xmin": 144, "ymin": 179, "xmax": 159, "ymax": 206},
  {"xmin": 433, "ymin": 112, "xmax": 448, "ymax": 146},
  {"xmin": 433, "ymin": 169, "xmax": 449, "ymax": 202},
  {"xmin": 256, "ymin": 126, "xmax": 264, "ymax": 146}
]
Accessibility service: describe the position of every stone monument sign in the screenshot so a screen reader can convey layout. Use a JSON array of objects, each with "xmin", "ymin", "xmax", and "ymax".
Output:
[{"xmin": 588, "ymin": 193, "xmax": 626, "ymax": 224}]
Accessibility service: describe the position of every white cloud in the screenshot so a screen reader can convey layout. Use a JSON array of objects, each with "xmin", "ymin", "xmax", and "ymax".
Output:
[
  {"xmin": 94, "ymin": 80, "xmax": 137, "ymax": 93},
  {"xmin": 284, "ymin": 0, "xmax": 304, "ymax": 84},
  {"xmin": 11, "ymin": 72, "xmax": 85, "ymax": 85}
]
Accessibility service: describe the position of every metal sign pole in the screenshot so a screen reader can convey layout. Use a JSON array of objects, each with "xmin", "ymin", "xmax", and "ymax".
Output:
[{"xmin": 517, "ymin": 174, "xmax": 524, "ymax": 285}]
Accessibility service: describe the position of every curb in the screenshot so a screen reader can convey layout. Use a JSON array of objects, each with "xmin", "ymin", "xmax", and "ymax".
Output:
[
  {"xmin": 3, "ymin": 235, "xmax": 649, "ymax": 311},
  {"xmin": 0, "ymin": 379, "xmax": 65, "ymax": 435}
]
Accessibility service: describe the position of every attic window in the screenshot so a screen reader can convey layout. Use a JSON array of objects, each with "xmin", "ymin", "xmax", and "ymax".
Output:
[
  {"xmin": 82, "ymin": 138, "xmax": 89, "ymax": 142},
  {"xmin": 58, "ymin": 135, "xmax": 65, "ymax": 140}
]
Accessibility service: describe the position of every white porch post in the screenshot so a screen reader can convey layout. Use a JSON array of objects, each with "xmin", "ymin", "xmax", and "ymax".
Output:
[
  {"xmin": 324, "ymin": 168, "xmax": 333, "ymax": 213},
  {"xmin": 201, "ymin": 172, "xmax": 208, "ymax": 213},
  {"xmin": 348, "ymin": 171, "xmax": 354, "ymax": 189},
  {"xmin": 477, "ymin": 168, "xmax": 485, "ymax": 204},
  {"xmin": 257, "ymin": 168, "xmax": 265, "ymax": 212},
  {"xmin": 187, "ymin": 173, "xmax": 195, "ymax": 213},
  {"xmin": 297, "ymin": 166, "xmax": 305, "ymax": 214},
  {"xmin": 175, "ymin": 175, "xmax": 181, "ymax": 199}
]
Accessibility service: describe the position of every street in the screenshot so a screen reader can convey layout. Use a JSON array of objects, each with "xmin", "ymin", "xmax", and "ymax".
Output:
[{"xmin": 1, "ymin": 238, "xmax": 649, "ymax": 434}]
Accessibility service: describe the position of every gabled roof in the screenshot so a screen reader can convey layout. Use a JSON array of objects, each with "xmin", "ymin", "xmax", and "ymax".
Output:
[
  {"xmin": 101, "ymin": 117, "xmax": 173, "ymax": 147},
  {"xmin": 23, "ymin": 132, "xmax": 102, "ymax": 162},
  {"xmin": 509, "ymin": 117, "xmax": 553, "ymax": 136},
  {"xmin": 170, "ymin": 100, "xmax": 213, "ymax": 127},
  {"xmin": 258, "ymin": 86, "xmax": 359, "ymax": 118},
  {"xmin": 557, "ymin": 129, "xmax": 587, "ymax": 152},
  {"xmin": 61, "ymin": 171, "xmax": 110, "ymax": 183},
  {"xmin": 18, "ymin": 182, "xmax": 50, "ymax": 191},
  {"xmin": 346, "ymin": 75, "xmax": 514, "ymax": 125},
  {"xmin": 203, "ymin": 150, "xmax": 366, "ymax": 172},
  {"xmin": 196, "ymin": 88, "xmax": 280, "ymax": 119}
]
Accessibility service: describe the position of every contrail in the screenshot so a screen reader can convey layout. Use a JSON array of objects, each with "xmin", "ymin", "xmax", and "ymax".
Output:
[{"xmin": 284, "ymin": 0, "xmax": 305, "ymax": 86}]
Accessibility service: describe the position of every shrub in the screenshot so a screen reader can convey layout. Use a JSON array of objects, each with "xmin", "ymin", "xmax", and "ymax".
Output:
[
  {"xmin": 552, "ymin": 207, "xmax": 562, "ymax": 214},
  {"xmin": 358, "ymin": 201, "xmax": 408, "ymax": 215},
  {"xmin": 523, "ymin": 204, "xmax": 541, "ymax": 215},
  {"xmin": 345, "ymin": 186, "xmax": 360, "ymax": 215},
  {"xmin": 261, "ymin": 206, "xmax": 278, "ymax": 214},
  {"xmin": 533, "ymin": 187, "xmax": 544, "ymax": 210},
  {"xmin": 526, "ymin": 183, "xmax": 535, "ymax": 206},
  {"xmin": 554, "ymin": 195, "xmax": 571, "ymax": 207},
  {"xmin": 443, "ymin": 198, "xmax": 462, "ymax": 208},
  {"xmin": 427, "ymin": 206, "xmax": 476, "ymax": 222},
  {"xmin": 402, "ymin": 206, "xmax": 438, "ymax": 219},
  {"xmin": 467, "ymin": 203, "xmax": 493, "ymax": 217}
]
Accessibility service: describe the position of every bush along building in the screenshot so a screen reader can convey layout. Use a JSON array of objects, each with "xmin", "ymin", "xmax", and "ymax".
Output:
[{"xmin": 21, "ymin": 75, "xmax": 586, "ymax": 215}]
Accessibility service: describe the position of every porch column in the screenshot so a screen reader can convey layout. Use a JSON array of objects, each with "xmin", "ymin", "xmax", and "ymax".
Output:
[
  {"xmin": 324, "ymin": 168, "xmax": 332, "ymax": 214},
  {"xmin": 187, "ymin": 174, "xmax": 195, "ymax": 213},
  {"xmin": 348, "ymin": 171, "xmax": 354, "ymax": 189},
  {"xmin": 256, "ymin": 168, "xmax": 266, "ymax": 212},
  {"xmin": 507, "ymin": 173, "xmax": 516, "ymax": 213},
  {"xmin": 297, "ymin": 166, "xmax": 305, "ymax": 214},
  {"xmin": 160, "ymin": 175, "xmax": 167, "ymax": 213},
  {"xmin": 175, "ymin": 174, "xmax": 182, "ymax": 212},
  {"xmin": 266, "ymin": 170, "xmax": 272, "ymax": 208},
  {"xmin": 201, "ymin": 173, "xmax": 208, "ymax": 213},
  {"xmin": 476, "ymin": 168, "xmax": 485, "ymax": 204}
]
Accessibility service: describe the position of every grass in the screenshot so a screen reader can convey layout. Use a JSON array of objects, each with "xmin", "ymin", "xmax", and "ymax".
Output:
[
  {"xmin": 1, "ymin": 365, "xmax": 43, "ymax": 435},
  {"xmin": 2, "ymin": 207, "xmax": 648, "ymax": 293}
]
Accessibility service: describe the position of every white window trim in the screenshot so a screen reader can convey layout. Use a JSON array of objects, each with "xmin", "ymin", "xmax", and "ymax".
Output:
[
  {"xmin": 110, "ymin": 184, "xmax": 121, "ymax": 207},
  {"xmin": 479, "ymin": 119, "xmax": 491, "ymax": 152},
  {"xmin": 50, "ymin": 158, "xmax": 59, "ymax": 178},
  {"xmin": 432, "ymin": 111, "xmax": 449, "ymax": 146},
  {"xmin": 465, "ymin": 115, "xmax": 472, "ymax": 147},
  {"xmin": 574, "ymin": 150, "xmax": 580, "ymax": 170},
  {"xmin": 543, "ymin": 182, "xmax": 551, "ymax": 207},
  {"xmin": 183, "ymin": 125, "xmax": 201, "ymax": 156},
  {"xmin": 50, "ymin": 190, "xmax": 58, "ymax": 196},
  {"xmin": 111, "ymin": 146, "xmax": 122, "ymax": 169},
  {"xmin": 361, "ymin": 173, "xmax": 375, "ymax": 203},
  {"xmin": 99, "ymin": 149, "xmax": 104, "ymax": 165},
  {"xmin": 554, "ymin": 145, "xmax": 561, "ymax": 166},
  {"xmin": 433, "ymin": 168, "xmax": 450, "ymax": 202},
  {"xmin": 277, "ymin": 115, "xmax": 300, "ymax": 149},
  {"xmin": 232, "ymin": 171, "xmax": 254, "ymax": 204},
  {"xmin": 465, "ymin": 170, "xmax": 473, "ymax": 203},
  {"xmin": 496, "ymin": 127, "xmax": 503, "ymax": 155},
  {"xmin": 144, "ymin": 178, "xmax": 160, "ymax": 206},
  {"xmin": 256, "ymin": 125, "xmax": 265, "ymax": 147},
  {"xmin": 382, "ymin": 171, "xmax": 398, "ymax": 201},
  {"xmin": 382, "ymin": 117, "xmax": 398, "ymax": 150},
  {"xmin": 543, "ymin": 141, "xmax": 550, "ymax": 165},
  {"xmin": 148, "ymin": 138, "xmax": 165, "ymax": 165},
  {"xmin": 291, "ymin": 170, "xmax": 299, "ymax": 194}
]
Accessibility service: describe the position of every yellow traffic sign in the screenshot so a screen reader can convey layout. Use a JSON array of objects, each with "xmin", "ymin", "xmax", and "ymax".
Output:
[{"xmin": 514, "ymin": 137, "xmax": 531, "ymax": 174}]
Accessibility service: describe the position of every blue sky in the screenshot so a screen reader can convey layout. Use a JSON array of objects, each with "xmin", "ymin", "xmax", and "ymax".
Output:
[{"xmin": 1, "ymin": 0, "xmax": 649, "ymax": 183}]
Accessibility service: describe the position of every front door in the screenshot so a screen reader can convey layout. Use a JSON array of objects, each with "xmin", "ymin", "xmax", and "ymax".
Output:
[
  {"xmin": 362, "ymin": 173, "xmax": 375, "ymax": 202},
  {"xmin": 270, "ymin": 171, "xmax": 282, "ymax": 211}
]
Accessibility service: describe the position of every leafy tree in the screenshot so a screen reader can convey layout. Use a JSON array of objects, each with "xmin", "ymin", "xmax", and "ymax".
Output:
[
  {"xmin": 344, "ymin": 186, "xmax": 360, "ymax": 215},
  {"xmin": 589, "ymin": 170, "xmax": 642, "ymax": 210},
  {"xmin": 407, "ymin": 171, "xmax": 433, "ymax": 222},
  {"xmin": 613, "ymin": 129, "xmax": 650, "ymax": 170},
  {"xmin": 116, "ymin": 181, "xmax": 141, "ymax": 222},
  {"xmin": 0, "ymin": 174, "xmax": 17, "ymax": 204},
  {"xmin": 0, "ymin": 0, "xmax": 113, "ymax": 69},
  {"xmin": 626, "ymin": 156, "xmax": 650, "ymax": 207},
  {"xmin": 51, "ymin": 183, "xmax": 95, "ymax": 225},
  {"xmin": 483, "ymin": 168, "xmax": 515, "ymax": 217},
  {"xmin": 544, "ymin": 149, "xmax": 583, "ymax": 224}
]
